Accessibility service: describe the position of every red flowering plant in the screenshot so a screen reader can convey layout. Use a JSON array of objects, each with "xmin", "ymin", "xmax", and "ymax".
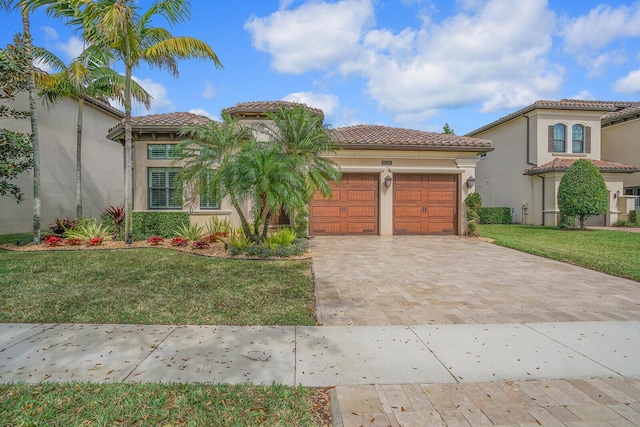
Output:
[
  {"xmin": 148, "ymin": 236, "xmax": 164, "ymax": 246},
  {"xmin": 88, "ymin": 237, "xmax": 103, "ymax": 246},
  {"xmin": 206, "ymin": 232, "xmax": 228, "ymax": 243},
  {"xmin": 170, "ymin": 237, "xmax": 189, "ymax": 247},
  {"xmin": 65, "ymin": 238, "xmax": 83, "ymax": 246},
  {"xmin": 191, "ymin": 239, "xmax": 210, "ymax": 249},
  {"xmin": 44, "ymin": 235, "xmax": 64, "ymax": 247}
]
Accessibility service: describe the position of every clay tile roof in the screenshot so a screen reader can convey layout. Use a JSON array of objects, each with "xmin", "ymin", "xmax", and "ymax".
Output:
[
  {"xmin": 331, "ymin": 125, "xmax": 493, "ymax": 151},
  {"xmin": 467, "ymin": 99, "xmax": 640, "ymax": 136},
  {"xmin": 222, "ymin": 100, "xmax": 324, "ymax": 118},
  {"xmin": 107, "ymin": 112, "xmax": 212, "ymax": 139},
  {"xmin": 524, "ymin": 158, "xmax": 640, "ymax": 175},
  {"xmin": 602, "ymin": 104, "xmax": 640, "ymax": 126}
]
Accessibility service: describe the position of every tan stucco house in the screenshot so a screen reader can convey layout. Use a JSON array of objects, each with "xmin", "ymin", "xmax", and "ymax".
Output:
[
  {"xmin": 0, "ymin": 92, "xmax": 124, "ymax": 235},
  {"xmin": 468, "ymin": 99, "xmax": 640, "ymax": 226},
  {"xmin": 107, "ymin": 101, "xmax": 494, "ymax": 236}
]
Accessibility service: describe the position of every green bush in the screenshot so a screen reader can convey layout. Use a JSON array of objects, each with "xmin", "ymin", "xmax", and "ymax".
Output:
[
  {"xmin": 630, "ymin": 210, "xmax": 638, "ymax": 225},
  {"xmin": 557, "ymin": 159, "xmax": 608, "ymax": 229},
  {"xmin": 293, "ymin": 205, "xmax": 309, "ymax": 238},
  {"xmin": 479, "ymin": 207, "xmax": 511, "ymax": 224},
  {"xmin": 613, "ymin": 220, "xmax": 632, "ymax": 227},
  {"xmin": 131, "ymin": 212, "xmax": 190, "ymax": 240},
  {"xmin": 174, "ymin": 223, "xmax": 205, "ymax": 241},
  {"xmin": 464, "ymin": 192, "xmax": 482, "ymax": 237}
]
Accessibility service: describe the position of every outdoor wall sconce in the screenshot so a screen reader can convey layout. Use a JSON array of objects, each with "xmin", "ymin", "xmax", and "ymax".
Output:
[
  {"xmin": 384, "ymin": 175, "xmax": 393, "ymax": 188},
  {"xmin": 466, "ymin": 176, "xmax": 476, "ymax": 188},
  {"xmin": 614, "ymin": 190, "xmax": 621, "ymax": 198}
]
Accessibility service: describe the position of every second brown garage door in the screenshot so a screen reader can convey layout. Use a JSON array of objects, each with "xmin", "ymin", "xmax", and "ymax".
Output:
[
  {"xmin": 393, "ymin": 174, "xmax": 458, "ymax": 235},
  {"xmin": 310, "ymin": 173, "xmax": 379, "ymax": 235}
]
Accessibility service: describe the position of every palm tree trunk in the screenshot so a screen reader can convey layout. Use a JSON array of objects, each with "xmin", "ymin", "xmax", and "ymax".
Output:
[
  {"xmin": 76, "ymin": 97, "xmax": 83, "ymax": 218},
  {"xmin": 21, "ymin": 4, "xmax": 40, "ymax": 244},
  {"xmin": 123, "ymin": 65, "xmax": 133, "ymax": 244}
]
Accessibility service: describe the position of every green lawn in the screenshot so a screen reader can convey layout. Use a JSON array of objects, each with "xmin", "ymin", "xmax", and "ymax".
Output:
[
  {"xmin": 0, "ymin": 383, "xmax": 324, "ymax": 426},
  {"xmin": 0, "ymin": 248, "xmax": 315, "ymax": 325},
  {"xmin": 479, "ymin": 224, "xmax": 640, "ymax": 281}
]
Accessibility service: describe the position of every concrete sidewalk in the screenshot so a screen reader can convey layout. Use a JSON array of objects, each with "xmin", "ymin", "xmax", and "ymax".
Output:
[{"xmin": 1, "ymin": 321, "xmax": 639, "ymax": 385}]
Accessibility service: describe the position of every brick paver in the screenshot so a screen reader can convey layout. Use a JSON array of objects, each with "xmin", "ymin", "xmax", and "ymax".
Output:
[
  {"xmin": 312, "ymin": 236, "xmax": 640, "ymax": 326},
  {"xmin": 334, "ymin": 379, "xmax": 640, "ymax": 426}
]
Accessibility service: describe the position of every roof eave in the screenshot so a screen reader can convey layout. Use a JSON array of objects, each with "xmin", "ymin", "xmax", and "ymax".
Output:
[
  {"xmin": 107, "ymin": 124, "xmax": 186, "ymax": 141},
  {"xmin": 337, "ymin": 143, "xmax": 494, "ymax": 152}
]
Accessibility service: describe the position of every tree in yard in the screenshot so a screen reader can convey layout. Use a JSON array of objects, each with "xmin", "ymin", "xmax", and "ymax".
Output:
[
  {"xmin": 557, "ymin": 159, "xmax": 608, "ymax": 230},
  {"xmin": 256, "ymin": 105, "xmax": 342, "ymax": 235},
  {"xmin": 32, "ymin": 0, "xmax": 223, "ymax": 243},
  {"xmin": 0, "ymin": 35, "xmax": 34, "ymax": 203},
  {"xmin": 174, "ymin": 114, "xmax": 307, "ymax": 244},
  {"xmin": 35, "ymin": 44, "xmax": 151, "ymax": 217},
  {"xmin": 1, "ymin": 0, "xmax": 42, "ymax": 243},
  {"xmin": 443, "ymin": 123, "xmax": 455, "ymax": 135}
]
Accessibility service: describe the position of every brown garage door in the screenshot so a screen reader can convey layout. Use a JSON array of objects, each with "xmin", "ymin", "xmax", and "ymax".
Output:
[
  {"xmin": 310, "ymin": 173, "xmax": 379, "ymax": 235},
  {"xmin": 393, "ymin": 174, "xmax": 458, "ymax": 235}
]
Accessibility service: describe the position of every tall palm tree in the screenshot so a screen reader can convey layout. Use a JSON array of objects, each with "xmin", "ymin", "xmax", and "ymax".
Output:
[
  {"xmin": 31, "ymin": 0, "xmax": 223, "ymax": 243},
  {"xmin": 35, "ymin": 44, "xmax": 151, "ymax": 217},
  {"xmin": 1, "ymin": 0, "xmax": 42, "ymax": 243}
]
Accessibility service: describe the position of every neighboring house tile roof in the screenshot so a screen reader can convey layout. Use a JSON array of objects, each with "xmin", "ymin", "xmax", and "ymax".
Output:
[
  {"xmin": 223, "ymin": 101, "xmax": 324, "ymax": 118},
  {"xmin": 524, "ymin": 158, "xmax": 640, "ymax": 175},
  {"xmin": 107, "ymin": 112, "xmax": 211, "ymax": 140},
  {"xmin": 331, "ymin": 125, "xmax": 493, "ymax": 151},
  {"xmin": 602, "ymin": 104, "xmax": 640, "ymax": 126},
  {"xmin": 466, "ymin": 99, "xmax": 640, "ymax": 136}
]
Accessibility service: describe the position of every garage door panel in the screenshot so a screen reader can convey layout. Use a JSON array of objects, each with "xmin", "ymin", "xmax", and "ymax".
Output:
[
  {"xmin": 310, "ymin": 173, "xmax": 378, "ymax": 236},
  {"xmin": 393, "ymin": 174, "xmax": 457, "ymax": 235},
  {"xmin": 347, "ymin": 190, "xmax": 376, "ymax": 201}
]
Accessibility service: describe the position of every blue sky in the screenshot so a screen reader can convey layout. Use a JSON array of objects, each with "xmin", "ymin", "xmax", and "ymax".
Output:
[{"xmin": 2, "ymin": 0, "xmax": 640, "ymax": 135}]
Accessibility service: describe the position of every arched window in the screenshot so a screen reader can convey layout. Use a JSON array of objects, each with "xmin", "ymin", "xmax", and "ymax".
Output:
[
  {"xmin": 572, "ymin": 124, "xmax": 584, "ymax": 153},
  {"xmin": 553, "ymin": 124, "xmax": 566, "ymax": 152}
]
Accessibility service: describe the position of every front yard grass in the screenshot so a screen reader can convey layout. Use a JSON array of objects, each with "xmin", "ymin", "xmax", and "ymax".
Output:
[
  {"xmin": 0, "ymin": 248, "xmax": 315, "ymax": 325},
  {"xmin": 0, "ymin": 383, "xmax": 325, "ymax": 426},
  {"xmin": 479, "ymin": 224, "xmax": 640, "ymax": 282}
]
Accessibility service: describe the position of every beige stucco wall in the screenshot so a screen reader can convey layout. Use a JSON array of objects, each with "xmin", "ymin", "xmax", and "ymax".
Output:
[
  {"xmin": 602, "ymin": 119, "xmax": 640, "ymax": 189},
  {"xmin": 0, "ymin": 93, "xmax": 123, "ymax": 235},
  {"xmin": 325, "ymin": 149, "xmax": 481, "ymax": 236}
]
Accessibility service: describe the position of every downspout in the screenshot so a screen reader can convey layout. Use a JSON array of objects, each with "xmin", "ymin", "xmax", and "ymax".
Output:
[
  {"xmin": 525, "ymin": 114, "xmax": 535, "ymax": 166},
  {"xmin": 536, "ymin": 174, "xmax": 545, "ymax": 226}
]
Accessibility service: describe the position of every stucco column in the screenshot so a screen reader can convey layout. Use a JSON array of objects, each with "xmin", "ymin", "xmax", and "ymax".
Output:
[{"xmin": 379, "ymin": 169, "xmax": 393, "ymax": 236}]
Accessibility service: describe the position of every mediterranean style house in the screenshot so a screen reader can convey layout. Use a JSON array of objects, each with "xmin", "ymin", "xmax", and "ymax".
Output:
[
  {"xmin": 467, "ymin": 100, "xmax": 640, "ymax": 226},
  {"xmin": 0, "ymin": 92, "xmax": 124, "ymax": 235},
  {"xmin": 106, "ymin": 101, "xmax": 494, "ymax": 236}
]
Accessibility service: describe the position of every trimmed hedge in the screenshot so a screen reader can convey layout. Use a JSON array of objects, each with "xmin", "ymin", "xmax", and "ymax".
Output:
[
  {"xmin": 630, "ymin": 210, "xmax": 638, "ymax": 225},
  {"xmin": 479, "ymin": 207, "xmax": 512, "ymax": 224},
  {"xmin": 132, "ymin": 211, "xmax": 190, "ymax": 240}
]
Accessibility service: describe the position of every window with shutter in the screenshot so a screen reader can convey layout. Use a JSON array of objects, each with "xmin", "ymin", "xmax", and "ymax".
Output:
[
  {"xmin": 148, "ymin": 168, "xmax": 181, "ymax": 209},
  {"xmin": 585, "ymin": 127, "xmax": 591, "ymax": 153},
  {"xmin": 552, "ymin": 124, "xmax": 566, "ymax": 152},
  {"xmin": 572, "ymin": 125, "xmax": 584, "ymax": 153},
  {"xmin": 147, "ymin": 144, "xmax": 176, "ymax": 159},
  {"xmin": 199, "ymin": 171, "xmax": 219, "ymax": 210}
]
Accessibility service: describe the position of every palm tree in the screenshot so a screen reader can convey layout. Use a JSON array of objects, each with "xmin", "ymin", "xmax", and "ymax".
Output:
[
  {"xmin": 1, "ymin": 0, "xmax": 42, "ymax": 243},
  {"xmin": 35, "ymin": 44, "xmax": 151, "ymax": 217},
  {"xmin": 257, "ymin": 105, "xmax": 342, "ymax": 232},
  {"xmin": 30, "ymin": 0, "xmax": 223, "ymax": 243}
]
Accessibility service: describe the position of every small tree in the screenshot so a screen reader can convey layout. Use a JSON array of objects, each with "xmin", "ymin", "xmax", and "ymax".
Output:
[
  {"xmin": 464, "ymin": 191, "xmax": 482, "ymax": 237},
  {"xmin": 557, "ymin": 159, "xmax": 608, "ymax": 230},
  {"xmin": 0, "ymin": 34, "xmax": 33, "ymax": 202},
  {"xmin": 443, "ymin": 123, "xmax": 455, "ymax": 135}
]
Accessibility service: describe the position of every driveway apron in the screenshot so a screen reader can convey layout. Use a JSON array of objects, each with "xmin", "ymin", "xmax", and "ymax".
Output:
[{"xmin": 311, "ymin": 236, "xmax": 640, "ymax": 326}]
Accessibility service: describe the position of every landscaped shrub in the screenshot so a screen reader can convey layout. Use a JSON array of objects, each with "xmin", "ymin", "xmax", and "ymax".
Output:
[
  {"xmin": 205, "ymin": 217, "xmax": 232, "ymax": 235},
  {"xmin": 613, "ymin": 220, "xmax": 632, "ymax": 227},
  {"xmin": 49, "ymin": 217, "xmax": 78, "ymax": 236},
  {"xmin": 557, "ymin": 159, "xmax": 608, "ymax": 229},
  {"xmin": 131, "ymin": 211, "xmax": 189, "ymax": 240},
  {"xmin": 479, "ymin": 207, "xmax": 512, "ymax": 224},
  {"xmin": 147, "ymin": 236, "xmax": 164, "ymax": 245},
  {"xmin": 174, "ymin": 223, "xmax": 205, "ymax": 241},
  {"xmin": 191, "ymin": 239, "xmax": 210, "ymax": 249},
  {"xmin": 64, "ymin": 218, "xmax": 111, "ymax": 241},
  {"xmin": 293, "ymin": 205, "xmax": 309, "ymax": 238},
  {"xmin": 88, "ymin": 237, "xmax": 104, "ymax": 246},
  {"xmin": 630, "ymin": 210, "xmax": 638, "ymax": 225},
  {"xmin": 464, "ymin": 192, "xmax": 482, "ymax": 237},
  {"xmin": 43, "ymin": 235, "xmax": 64, "ymax": 247},
  {"xmin": 102, "ymin": 205, "xmax": 125, "ymax": 239},
  {"xmin": 170, "ymin": 237, "xmax": 188, "ymax": 247}
]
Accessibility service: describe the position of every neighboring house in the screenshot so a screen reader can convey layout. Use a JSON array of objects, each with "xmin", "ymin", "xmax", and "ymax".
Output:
[
  {"xmin": 0, "ymin": 92, "xmax": 124, "ymax": 235},
  {"xmin": 601, "ymin": 105, "xmax": 640, "ymax": 211},
  {"xmin": 467, "ymin": 100, "xmax": 640, "ymax": 226},
  {"xmin": 107, "ymin": 101, "xmax": 494, "ymax": 236}
]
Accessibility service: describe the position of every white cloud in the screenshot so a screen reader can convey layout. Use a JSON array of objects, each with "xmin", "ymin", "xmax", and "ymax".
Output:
[
  {"xmin": 562, "ymin": 4, "xmax": 640, "ymax": 73},
  {"xmin": 246, "ymin": 0, "xmax": 561, "ymax": 124},
  {"xmin": 126, "ymin": 77, "xmax": 174, "ymax": 114},
  {"xmin": 614, "ymin": 69, "xmax": 640, "ymax": 93},
  {"xmin": 42, "ymin": 26, "xmax": 58, "ymax": 40},
  {"xmin": 282, "ymin": 92, "xmax": 339, "ymax": 116},
  {"xmin": 201, "ymin": 82, "xmax": 216, "ymax": 99},
  {"xmin": 188, "ymin": 108, "xmax": 218, "ymax": 120},
  {"xmin": 245, "ymin": 0, "xmax": 375, "ymax": 74},
  {"xmin": 571, "ymin": 90, "xmax": 595, "ymax": 100},
  {"xmin": 56, "ymin": 36, "xmax": 85, "ymax": 61}
]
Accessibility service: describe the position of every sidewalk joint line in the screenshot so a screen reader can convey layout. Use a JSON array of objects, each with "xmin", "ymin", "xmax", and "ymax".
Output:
[
  {"xmin": 407, "ymin": 325, "xmax": 460, "ymax": 384},
  {"xmin": 0, "ymin": 323, "xmax": 58, "ymax": 353},
  {"xmin": 121, "ymin": 325, "xmax": 179, "ymax": 383}
]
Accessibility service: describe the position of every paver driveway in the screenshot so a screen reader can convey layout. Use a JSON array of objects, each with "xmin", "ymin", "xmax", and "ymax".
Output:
[{"xmin": 311, "ymin": 236, "xmax": 640, "ymax": 326}]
